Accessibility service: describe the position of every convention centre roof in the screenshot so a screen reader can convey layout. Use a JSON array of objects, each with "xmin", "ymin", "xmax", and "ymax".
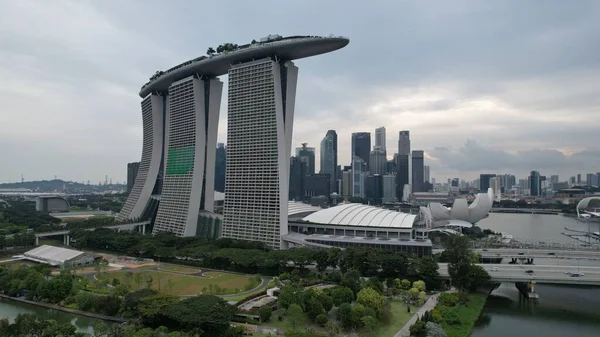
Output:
[
  {"xmin": 302, "ymin": 203, "xmax": 417, "ymax": 228},
  {"xmin": 24, "ymin": 245, "xmax": 84, "ymax": 264}
]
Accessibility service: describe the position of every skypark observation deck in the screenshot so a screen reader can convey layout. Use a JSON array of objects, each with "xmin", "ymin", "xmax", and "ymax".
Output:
[{"xmin": 139, "ymin": 35, "xmax": 349, "ymax": 97}]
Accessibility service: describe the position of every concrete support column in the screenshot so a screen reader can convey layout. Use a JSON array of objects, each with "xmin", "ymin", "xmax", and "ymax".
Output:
[{"xmin": 35, "ymin": 236, "xmax": 39, "ymax": 246}]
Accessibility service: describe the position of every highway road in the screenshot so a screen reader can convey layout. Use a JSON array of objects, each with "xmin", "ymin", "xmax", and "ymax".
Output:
[
  {"xmin": 433, "ymin": 248, "xmax": 600, "ymax": 261},
  {"xmin": 438, "ymin": 263, "xmax": 600, "ymax": 285}
]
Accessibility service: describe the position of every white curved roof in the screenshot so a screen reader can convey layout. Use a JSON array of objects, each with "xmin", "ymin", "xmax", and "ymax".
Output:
[
  {"xmin": 302, "ymin": 203, "xmax": 416, "ymax": 228},
  {"xmin": 288, "ymin": 201, "xmax": 322, "ymax": 216}
]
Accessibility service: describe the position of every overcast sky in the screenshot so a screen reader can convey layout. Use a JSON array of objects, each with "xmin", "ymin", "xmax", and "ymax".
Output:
[{"xmin": 1, "ymin": 0, "xmax": 599, "ymax": 184}]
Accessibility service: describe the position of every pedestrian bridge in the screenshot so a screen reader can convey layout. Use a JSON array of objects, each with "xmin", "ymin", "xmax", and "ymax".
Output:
[
  {"xmin": 438, "ymin": 263, "xmax": 600, "ymax": 286},
  {"xmin": 34, "ymin": 220, "xmax": 151, "ymax": 245}
]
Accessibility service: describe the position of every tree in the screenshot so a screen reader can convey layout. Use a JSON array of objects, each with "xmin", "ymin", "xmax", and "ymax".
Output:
[
  {"xmin": 166, "ymin": 295, "xmax": 235, "ymax": 335},
  {"xmin": 306, "ymin": 296, "xmax": 325, "ymax": 320},
  {"xmin": 259, "ymin": 306, "xmax": 272, "ymax": 322},
  {"xmin": 331, "ymin": 287, "xmax": 354, "ymax": 306},
  {"xmin": 446, "ymin": 236, "xmax": 473, "ymax": 290},
  {"xmin": 318, "ymin": 292, "xmax": 334, "ymax": 312},
  {"xmin": 467, "ymin": 265, "xmax": 491, "ymax": 291},
  {"xmin": 286, "ymin": 304, "xmax": 304, "ymax": 331},
  {"xmin": 418, "ymin": 258, "xmax": 441, "ymax": 290},
  {"xmin": 278, "ymin": 285, "xmax": 302, "ymax": 309},
  {"xmin": 365, "ymin": 277, "xmax": 384, "ymax": 293},
  {"xmin": 356, "ymin": 287, "xmax": 385, "ymax": 316},
  {"xmin": 340, "ymin": 269, "xmax": 361, "ymax": 295},
  {"xmin": 325, "ymin": 322, "xmax": 341, "ymax": 337},
  {"xmin": 409, "ymin": 318, "xmax": 427, "ymax": 337},
  {"xmin": 314, "ymin": 249, "xmax": 329, "ymax": 272},
  {"xmin": 408, "ymin": 288, "xmax": 420, "ymax": 302},
  {"xmin": 412, "ymin": 280, "xmax": 426, "ymax": 292},
  {"xmin": 337, "ymin": 303, "xmax": 353, "ymax": 330},
  {"xmin": 360, "ymin": 316, "xmax": 378, "ymax": 337},
  {"xmin": 315, "ymin": 314, "xmax": 328, "ymax": 327},
  {"xmin": 206, "ymin": 47, "xmax": 216, "ymax": 56}
]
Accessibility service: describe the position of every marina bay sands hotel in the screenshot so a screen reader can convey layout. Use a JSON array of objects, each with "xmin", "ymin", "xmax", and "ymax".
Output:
[{"xmin": 118, "ymin": 35, "xmax": 349, "ymax": 249}]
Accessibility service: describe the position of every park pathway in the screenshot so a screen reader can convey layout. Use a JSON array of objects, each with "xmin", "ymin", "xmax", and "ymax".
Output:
[{"xmin": 394, "ymin": 293, "xmax": 440, "ymax": 337}]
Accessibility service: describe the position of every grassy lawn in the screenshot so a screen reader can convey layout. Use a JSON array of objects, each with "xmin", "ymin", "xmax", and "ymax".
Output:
[
  {"xmin": 375, "ymin": 300, "xmax": 417, "ymax": 337},
  {"xmin": 1, "ymin": 260, "xmax": 38, "ymax": 268},
  {"xmin": 97, "ymin": 270, "xmax": 255, "ymax": 296},
  {"xmin": 441, "ymin": 293, "xmax": 488, "ymax": 337},
  {"xmin": 159, "ymin": 265, "xmax": 200, "ymax": 274},
  {"xmin": 224, "ymin": 279, "xmax": 276, "ymax": 301}
]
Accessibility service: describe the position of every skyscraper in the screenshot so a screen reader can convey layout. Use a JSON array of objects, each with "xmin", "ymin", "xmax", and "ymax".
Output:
[
  {"xmin": 320, "ymin": 130, "xmax": 338, "ymax": 194},
  {"xmin": 118, "ymin": 35, "xmax": 349, "ymax": 248},
  {"xmin": 382, "ymin": 174, "xmax": 397, "ymax": 203},
  {"xmin": 222, "ymin": 59, "xmax": 298, "ymax": 250},
  {"xmin": 296, "ymin": 143, "xmax": 316, "ymax": 175},
  {"xmin": 214, "ymin": 143, "xmax": 226, "ymax": 192},
  {"xmin": 289, "ymin": 156, "xmax": 306, "ymax": 201},
  {"xmin": 530, "ymin": 170, "xmax": 541, "ymax": 196},
  {"xmin": 351, "ymin": 132, "xmax": 371, "ymax": 171},
  {"xmin": 424, "ymin": 165, "xmax": 430, "ymax": 183},
  {"xmin": 369, "ymin": 148, "xmax": 387, "ymax": 175},
  {"xmin": 126, "ymin": 162, "xmax": 140, "ymax": 193},
  {"xmin": 398, "ymin": 131, "xmax": 410, "ymax": 156},
  {"xmin": 489, "ymin": 176, "xmax": 501, "ymax": 200},
  {"xmin": 479, "ymin": 174, "xmax": 496, "ymax": 193},
  {"xmin": 411, "ymin": 150, "xmax": 424, "ymax": 193},
  {"xmin": 153, "ymin": 77, "xmax": 223, "ymax": 236},
  {"xmin": 375, "ymin": 127, "xmax": 386, "ymax": 151},
  {"xmin": 352, "ymin": 156, "xmax": 366, "ymax": 198},
  {"xmin": 396, "ymin": 154, "xmax": 409, "ymax": 200}
]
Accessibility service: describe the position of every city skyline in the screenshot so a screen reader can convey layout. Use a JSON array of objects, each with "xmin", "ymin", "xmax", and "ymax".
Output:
[{"xmin": 1, "ymin": 1, "xmax": 599, "ymax": 183}]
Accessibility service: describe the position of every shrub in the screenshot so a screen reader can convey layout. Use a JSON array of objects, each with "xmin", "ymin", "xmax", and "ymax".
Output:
[
  {"xmin": 425, "ymin": 321, "xmax": 447, "ymax": 337},
  {"xmin": 438, "ymin": 293, "xmax": 459, "ymax": 307},
  {"xmin": 409, "ymin": 318, "xmax": 427, "ymax": 337},
  {"xmin": 315, "ymin": 313, "xmax": 328, "ymax": 327},
  {"xmin": 439, "ymin": 307, "xmax": 460, "ymax": 325},
  {"xmin": 259, "ymin": 306, "xmax": 272, "ymax": 322}
]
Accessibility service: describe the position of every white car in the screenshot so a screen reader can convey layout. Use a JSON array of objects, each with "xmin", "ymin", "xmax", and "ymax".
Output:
[{"xmin": 489, "ymin": 267, "xmax": 499, "ymax": 272}]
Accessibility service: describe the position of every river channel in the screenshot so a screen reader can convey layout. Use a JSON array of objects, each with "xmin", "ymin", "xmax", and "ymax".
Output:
[
  {"xmin": 0, "ymin": 298, "xmax": 100, "ymax": 334},
  {"xmin": 473, "ymin": 213, "xmax": 600, "ymax": 337}
]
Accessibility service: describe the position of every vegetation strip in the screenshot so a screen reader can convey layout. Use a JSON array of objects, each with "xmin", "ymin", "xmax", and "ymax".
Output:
[{"xmin": 0, "ymin": 294, "xmax": 127, "ymax": 322}]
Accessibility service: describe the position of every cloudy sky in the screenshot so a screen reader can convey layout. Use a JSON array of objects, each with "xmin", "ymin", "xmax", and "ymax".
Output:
[{"xmin": 1, "ymin": 0, "xmax": 599, "ymax": 184}]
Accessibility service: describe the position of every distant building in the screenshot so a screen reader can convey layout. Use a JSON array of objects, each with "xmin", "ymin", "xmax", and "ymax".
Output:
[
  {"xmin": 36, "ymin": 196, "xmax": 70, "ymax": 212},
  {"xmin": 424, "ymin": 165, "xmax": 430, "ymax": 183},
  {"xmin": 375, "ymin": 127, "xmax": 386, "ymax": 151},
  {"xmin": 530, "ymin": 170, "xmax": 541, "ymax": 196},
  {"xmin": 398, "ymin": 130, "xmax": 410, "ymax": 156},
  {"xmin": 386, "ymin": 159, "xmax": 396, "ymax": 175},
  {"xmin": 342, "ymin": 169, "xmax": 353, "ymax": 198},
  {"xmin": 320, "ymin": 130, "xmax": 338, "ymax": 194},
  {"xmin": 382, "ymin": 174, "xmax": 397, "ymax": 203},
  {"xmin": 489, "ymin": 177, "xmax": 501, "ymax": 201},
  {"xmin": 577, "ymin": 174, "xmax": 582, "ymax": 184},
  {"xmin": 127, "ymin": 162, "xmax": 140, "ymax": 193},
  {"xmin": 369, "ymin": 148, "xmax": 387, "ymax": 175},
  {"xmin": 289, "ymin": 156, "xmax": 306, "ymax": 201},
  {"xmin": 352, "ymin": 157, "xmax": 366, "ymax": 198},
  {"xmin": 479, "ymin": 174, "xmax": 496, "ymax": 193},
  {"xmin": 22, "ymin": 245, "xmax": 95, "ymax": 269},
  {"xmin": 396, "ymin": 154, "xmax": 410, "ymax": 200},
  {"xmin": 305, "ymin": 174, "xmax": 331, "ymax": 200},
  {"xmin": 296, "ymin": 143, "xmax": 316, "ymax": 175},
  {"xmin": 214, "ymin": 143, "xmax": 226, "ymax": 192},
  {"xmin": 365, "ymin": 174, "xmax": 383, "ymax": 204},
  {"xmin": 351, "ymin": 132, "xmax": 371, "ymax": 171},
  {"xmin": 411, "ymin": 150, "xmax": 425, "ymax": 193}
]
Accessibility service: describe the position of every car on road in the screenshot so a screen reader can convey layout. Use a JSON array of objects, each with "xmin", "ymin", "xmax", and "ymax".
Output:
[
  {"xmin": 525, "ymin": 269, "xmax": 534, "ymax": 274},
  {"xmin": 518, "ymin": 253, "xmax": 525, "ymax": 255},
  {"xmin": 489, "ymin": 267, "xmax": 499, "ymax": 272},
  {"xmin": 547, "ymin": 252, "xmax": 556, "ymax": 255},
  {"xmin": 570, "ymin": 272, "xmax": 584, "ymax": 277},
  {"xmin": 482, "ymin": 249, "xmax": 488, "ymax": 252}
]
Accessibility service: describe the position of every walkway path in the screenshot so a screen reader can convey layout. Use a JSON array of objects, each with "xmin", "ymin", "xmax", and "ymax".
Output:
[{"xmin": 395, "ymin": 294, "xmax": 440, "ymax": 337}]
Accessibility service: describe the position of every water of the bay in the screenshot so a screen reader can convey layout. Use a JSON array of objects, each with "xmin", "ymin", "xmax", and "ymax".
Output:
[
  {"xmin": 472, "ymin": 213, "xmax": 600, "ymax": 337},
  {"xmin": 0, "ymin": 298, "xmax": 100, "ymax": 334}
]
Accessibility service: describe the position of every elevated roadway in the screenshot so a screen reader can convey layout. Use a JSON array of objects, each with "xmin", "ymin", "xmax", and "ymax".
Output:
[
  {"xmin": 438, "ymin": 263, "xmax": 600, "ymax": 286},
  {"xmin": 475, "ymin": 248, "xmax": 600, "ymax": 261},
  {"xmin": 34, "ymin": 220, "xmax": 151, "ymax": 245}
]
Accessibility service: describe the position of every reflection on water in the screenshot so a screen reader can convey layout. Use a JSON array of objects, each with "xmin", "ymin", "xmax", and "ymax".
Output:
[
  {"xmin": 0, "ymin": 299, "xmax": 99, "ymax": 334},
  {"xmin": 471, "ymin": 283, "xmax": 600, "ymax": 337}
]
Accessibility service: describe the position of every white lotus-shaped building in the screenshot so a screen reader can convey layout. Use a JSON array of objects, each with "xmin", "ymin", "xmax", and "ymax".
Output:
[{"xmin": 426, "ymin": 188, "xmax": 494, "ymax": 227}]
